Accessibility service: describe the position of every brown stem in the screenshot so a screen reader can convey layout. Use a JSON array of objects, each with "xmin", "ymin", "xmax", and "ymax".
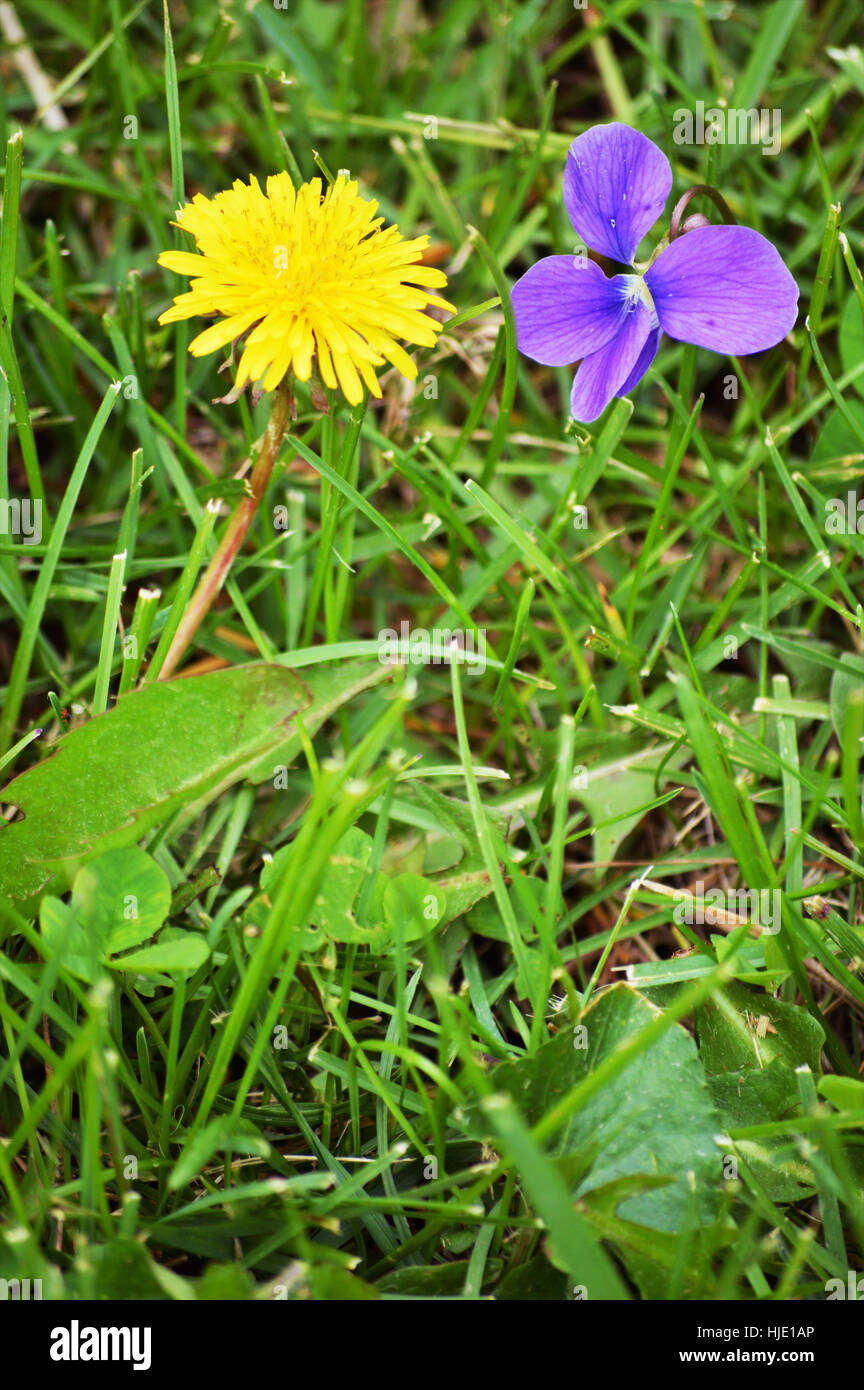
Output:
[
  {"xmin": 669, "ymin": 184, "xmax": 737, "ymax": 241},
  {"xmin": 156, "ymin": 378, "xmax": 294, "ymax": 681}
]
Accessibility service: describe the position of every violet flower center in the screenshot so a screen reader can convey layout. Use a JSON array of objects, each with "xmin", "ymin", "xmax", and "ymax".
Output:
[{"xmin": 622, "ymin": 274, "xmax": 659, "ymax": 332}]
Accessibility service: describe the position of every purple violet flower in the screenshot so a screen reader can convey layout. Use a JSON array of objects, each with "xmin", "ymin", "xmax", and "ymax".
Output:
[{"xmin": 511, "ymin": 122, "xmax": 799, "ymax": 422}]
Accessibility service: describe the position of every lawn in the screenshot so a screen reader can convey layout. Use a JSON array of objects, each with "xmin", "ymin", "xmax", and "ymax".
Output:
[{"xmin": 1, "ymin": 0, "xmax": 863, "ymax": 1309}]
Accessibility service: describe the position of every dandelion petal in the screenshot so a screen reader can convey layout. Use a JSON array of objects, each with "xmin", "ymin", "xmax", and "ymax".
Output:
[
  {"xmin": 564, "ymin": 123, "xmax": 672, "ymax": 266},
  {"xmin": 644, "ymin": 225, "xmax": 799, "ymax": 354},
  {"xmin": 570, "ymin": 300, "xmax": 651, "ymax": 422},
  {"xmin": 511, "ymin": 257, "xmax": 631, "ymax": 367}
]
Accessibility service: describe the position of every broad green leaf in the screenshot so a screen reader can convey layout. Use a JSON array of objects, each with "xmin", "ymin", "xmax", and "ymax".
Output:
[
  {"xmin": 87, "ymin": 1236, "xmax": 194, "ymax": 1301},
  {"xmin": 0, "ymin": 664, "xmax": 310, "ymax": 903},
  {"xmin": 317, "ymin": 825, "xmax": 375, "ymax": 939},
  {"xmin": 288, "ymin": 1266, "xmax": 378, "ymax": 1301},
  {"xmin": 697, "ymin": 982, "xmax": 823, "ymax": 1074},
  {"xmin": 811, "ymin": 401, "xmax": 864, "ymax": 462},
  {"xmin": 382, "ymin": 873, "xmax": 446, "ymax": 941},
  {"xmin": 197, "ymin": 1267, "xmax": 261, "ymax": 1295},
  {"xmin": 39, "ymin": 852, "xmax": 207, "ymax": 981},
  {"xmin": 377, "ymin": 1262, "xmax": 482, "ymax": 1295},
  {"xmin": 112, "ymin": 929, "xmax": 210, "ymax": 974},
  {"xmin": 465, "ymin": 895, "xmax": 529, "ymax": 945},
  {"xmin": 577, "ymin": 1175, "xmax": 736, "ymax": 1299},
  {"xmin": 495, "ymin": 1253, "xmax": 569, "ymax": 1300},
  {"xmin": 818, "ymin": 1075, "xmax": 864, "ymax": 1112},
  {"xmin": 0, "ymin": 1230, "xmax": 67, "ymax": 1301},
  {"xmin": 514, "ymin": 942, "xmax": 552, "ymax": 1003},
  {"xmin": 40, "ymin": 895, "xmax": 103, "ymax": 983},
  {"xmin": 195, "ymin": 1264, "xmax": 257, "ymax": 1301},
  {"xmin": 259, "ymin": 828, "xmax": 445, "ymax": 949},
  {"xmin": 406, "ymin": 783, "xmax": 506, "ymax": 920},
  {"xmin": 477, "ymin": 1088, "xmax": 629, "ymax": 1298},
  {"xmin": 704, "ymin": 1068, "xmax": 814, "ymax": 1200},
  {"xmin": 72, "ymin": 847, "xmax": 171, "ymax": 954},
  {"xmin": 261, "ymin": 827, "xmax": 384, "ymax": 948},
  {"xmin": 462, "ymin": 983, "xmax": 721, "ymax": 1235},
  {"xmin": 245, "ymin": 658, "xmax": 393, "ymax": 784},
  {"xmin": 429, "ymin": 862, "xmax": 492, "ymax": 922},
  {"xmin": 696, "ymin": 982, "xmax": 823, "ymax": 1200},
  {"xmin": 572, "ymin": 761, "xmax": 671, "ymax": 867},
  {"xmin": 511, "ymin": 731, "xmax": 688, "ymax": 869}
]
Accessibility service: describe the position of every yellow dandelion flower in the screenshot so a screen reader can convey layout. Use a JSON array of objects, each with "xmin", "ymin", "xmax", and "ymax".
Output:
[{"xmin": 157, "ymin": 171, "xmax": 455, "ymax": 406}]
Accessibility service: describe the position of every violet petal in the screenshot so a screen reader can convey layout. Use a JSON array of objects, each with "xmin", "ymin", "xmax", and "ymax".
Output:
[
  {"xmin": 570, "ymin": 299, "xmax": 652, "ymax": 423},
  {"xmin": 511, "ymin": 256, "xmax": 633, "ymax": 366},
  {"xmin": 617, "ymin": 326, "xmax": 662, "ymax": 398},
  {"xmin": 564, "ymin": 123, "xmax": 672, "ymax": 265},
  {"xmin": 644, "ymin": 224, "xmax": 799, "ymax": 354}
]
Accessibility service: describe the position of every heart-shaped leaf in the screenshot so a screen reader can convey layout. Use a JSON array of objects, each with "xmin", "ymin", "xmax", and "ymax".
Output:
[
  {"xmin": 39, "ymin": 849, "xmax": 208, "ymax": 981},
  {"xmin": 72, "ymin": 846, "xmax": 171, "ymax": 954}
]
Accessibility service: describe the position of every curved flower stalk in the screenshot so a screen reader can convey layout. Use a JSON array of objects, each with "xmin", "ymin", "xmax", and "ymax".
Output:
[{"xmin": 511, "ymin": 123, "xmax": 799, "ymax": 422}]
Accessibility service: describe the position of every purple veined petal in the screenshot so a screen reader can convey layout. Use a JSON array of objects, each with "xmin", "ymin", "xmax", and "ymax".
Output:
[
  {"xmin": 511, "ymin": 256, "xmax": 633, "ymax": 366},
  {"xmin": 617, "ymin": 326, "xmax": 662, "ymax": 398},
  {"xmin": 564, "ymin": 123, "xmax": 672, "ymax": 266},
  {"xmin": 570, "ymin": 299, "xmax": 652, "ymax": 423},
  {"xmin": 644, "ymin": 224, "xmax": 799, "ymax": 354}
]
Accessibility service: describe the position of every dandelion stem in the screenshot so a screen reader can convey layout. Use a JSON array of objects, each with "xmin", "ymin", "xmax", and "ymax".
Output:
[{"xmin": 156, "ymin": 378, "xmax": 293, "ymax": 680}]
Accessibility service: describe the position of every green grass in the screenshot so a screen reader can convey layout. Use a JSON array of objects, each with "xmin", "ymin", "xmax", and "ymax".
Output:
[{"xmin": 1, "ymin": 0, "xmax": 864, "ymax": 1303}]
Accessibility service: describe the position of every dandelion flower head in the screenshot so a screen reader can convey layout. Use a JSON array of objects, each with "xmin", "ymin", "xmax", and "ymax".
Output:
[{"xmin": 158, "ymin": 171, "xmax": 454, "ymax": 405}]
